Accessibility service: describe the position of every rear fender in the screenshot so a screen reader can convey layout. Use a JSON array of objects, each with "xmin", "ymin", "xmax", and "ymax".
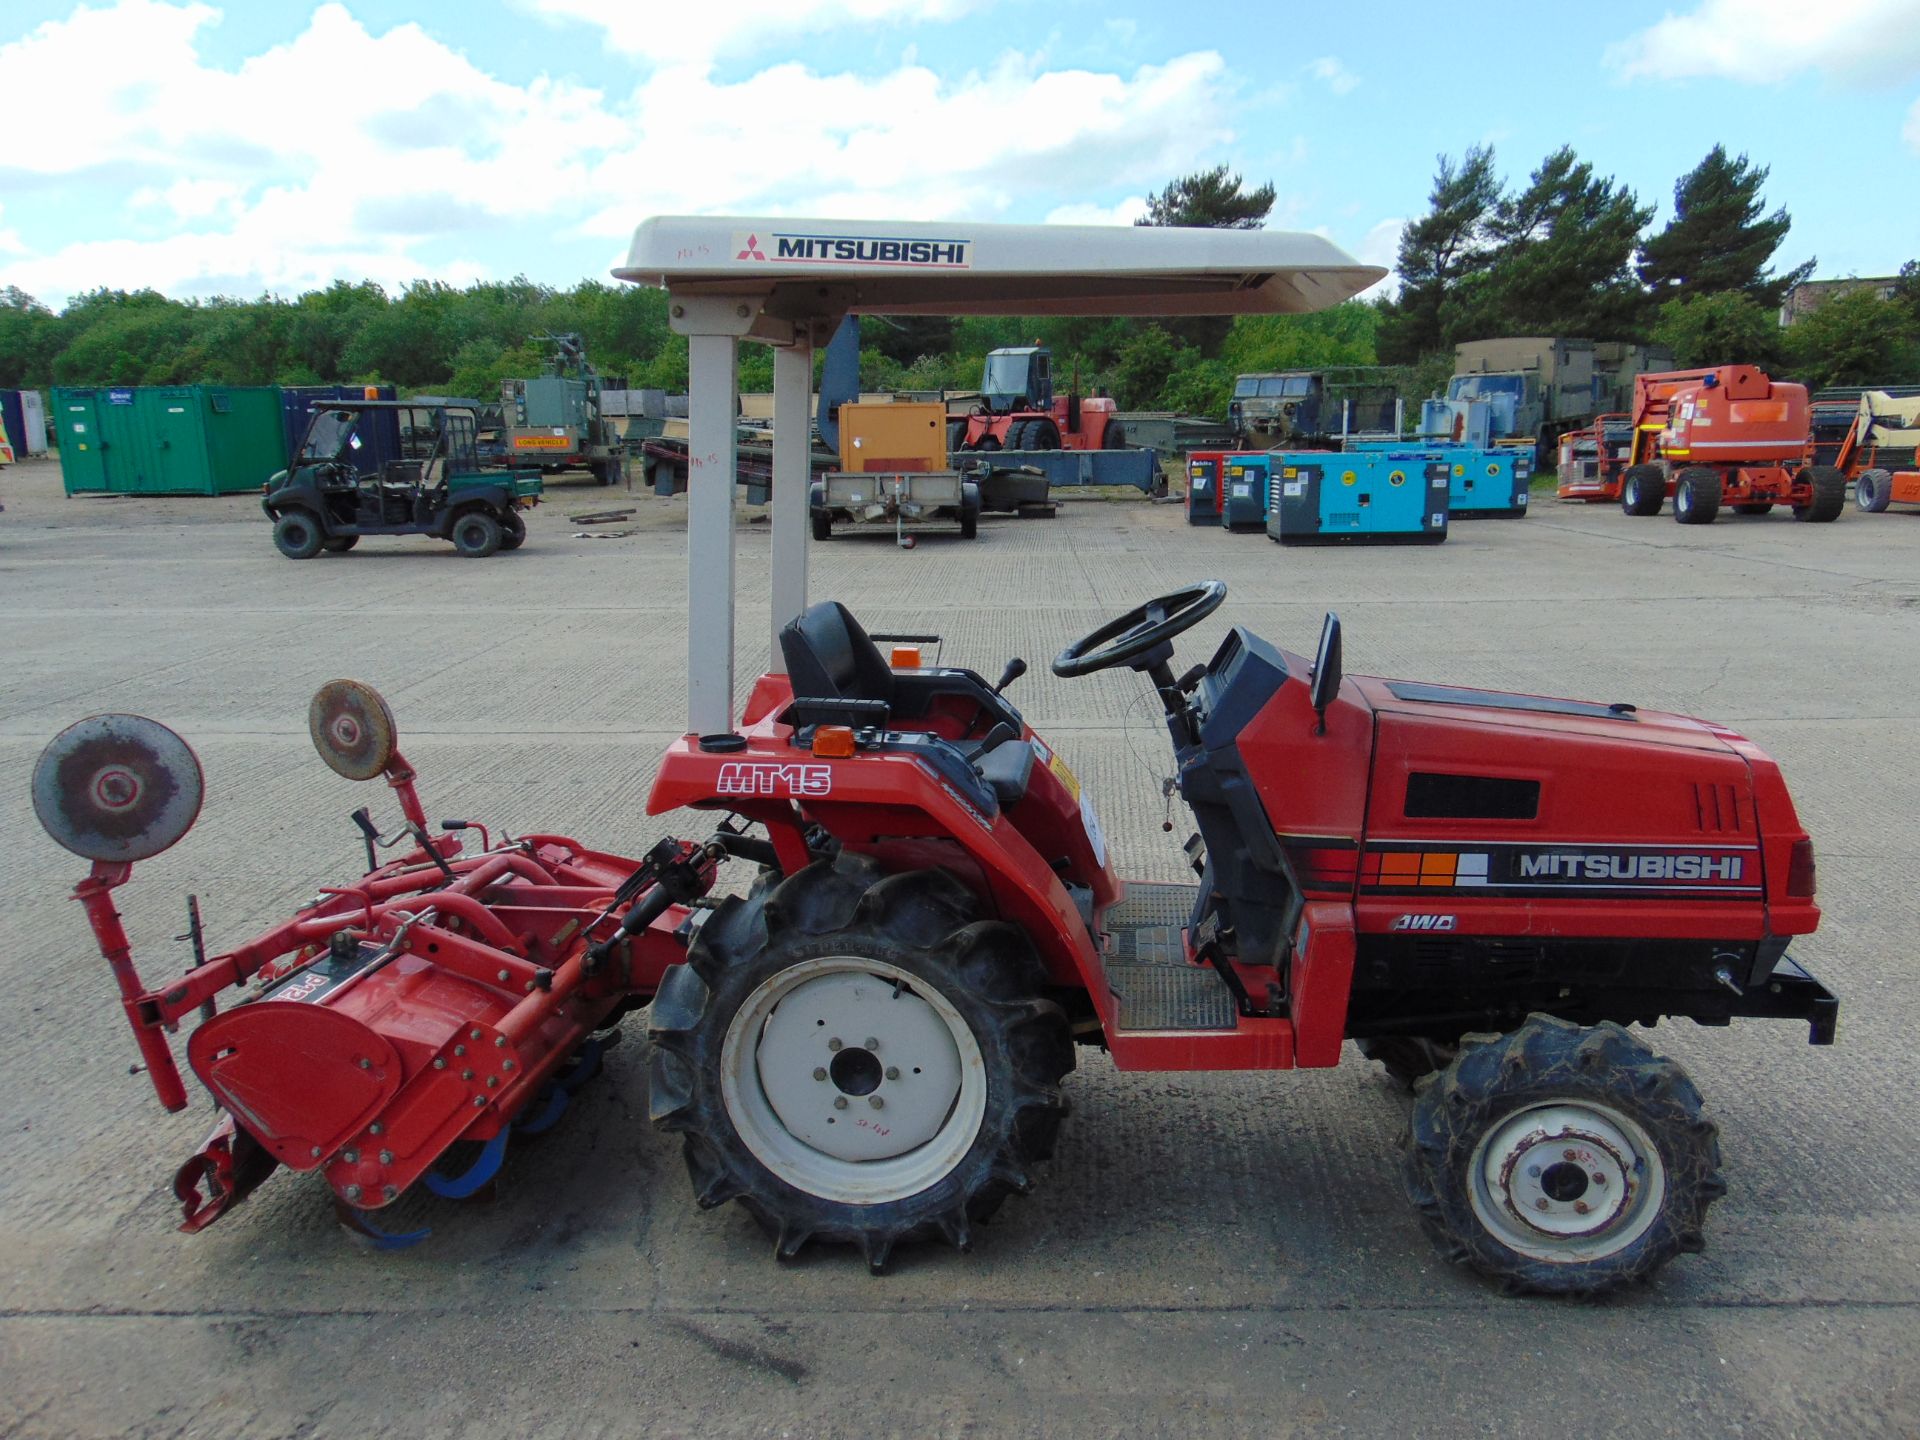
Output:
[{"xmin": 648, "ymin": 733, "xmax": 1110, "ymax": 990}]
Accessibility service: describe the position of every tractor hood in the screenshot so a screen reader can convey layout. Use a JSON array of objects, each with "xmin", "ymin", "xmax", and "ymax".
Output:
[{"xmin": 1352, "ymin": 676, "xmax": 1740, "ymax": 754}]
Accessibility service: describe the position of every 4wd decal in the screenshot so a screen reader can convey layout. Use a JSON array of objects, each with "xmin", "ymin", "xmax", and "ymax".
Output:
[
  {"xmin": 1362, "ymin": 842, "xmax": 1760, "ymax": 899},
  {"xmin": 714, "ymin": 762, "xmax": 832, "ymax": 798},
  {"xmin": 1391, "ymin": 913, "xmax": 1457, "ymax": 932}
]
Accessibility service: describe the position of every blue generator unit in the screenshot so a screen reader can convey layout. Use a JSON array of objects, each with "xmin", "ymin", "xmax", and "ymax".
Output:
[
  {"xmin": 1266, "ymin": 452, "xmax": 1450, "ymax": 545},
  {"xmin": 1219, "ymin": 452, "xmax": 1273, "ymax": 531},
  {"xmin": 1350, "ymin": 439, "xmax": 1531, "ymax": 516}
]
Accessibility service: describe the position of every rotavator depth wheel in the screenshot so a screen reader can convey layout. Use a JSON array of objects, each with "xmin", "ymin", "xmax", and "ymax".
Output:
[
  {"xmin": 1399, "ymin": 1014, "xmax": 1724, "ymax": 1296},
  {"xmin": 648, "ymin": 854, "xmax": 1074, "ymax": 1273}
]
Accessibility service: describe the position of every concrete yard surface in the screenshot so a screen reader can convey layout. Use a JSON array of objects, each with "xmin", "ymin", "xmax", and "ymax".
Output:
[{"xmin": 2, "ymin": 452, "xmax": 1917, "ymax": 1437}]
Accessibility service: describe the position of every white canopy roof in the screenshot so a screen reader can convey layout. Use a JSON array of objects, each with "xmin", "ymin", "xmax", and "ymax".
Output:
[{"xmin": 617, "ymin": 215, "xmax": 1385, "ymax": 318}]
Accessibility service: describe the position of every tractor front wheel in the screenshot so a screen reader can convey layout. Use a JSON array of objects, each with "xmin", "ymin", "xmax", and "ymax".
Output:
[
  {"xmin": 451, "ymin": 510, "xmax": 503, "ymax": 558},
  {"xmin": 1674, "ymin": 466, "xmax": 1721, "ymax": 525},
  {"xmin": 1400, "ymin": 1014, "xmax": 1723, "ymax": 1296},
  {"xmin": 1620, "ymin": 465, "xmax": 1665, "ymax": 517},
  {"xmin": 648, "ymin": 856, "xmax": 1073, "ymax": 1272},
  {"xmin": 1856, "ymin": 468, "xmax": 1894, "ymax": 513},
  {"xmin": 272, "ymin": 510, "xmax": 324, "ymax": 559},
  {"xmin": 1794, "ymin": 465, "xmax": 1847, "ymax": 523}
]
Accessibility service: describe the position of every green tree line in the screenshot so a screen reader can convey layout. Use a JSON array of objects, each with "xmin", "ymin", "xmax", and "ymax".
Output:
[{"xmin": 2, "ymin": 154, "xmax": 1914, "ymax": 421}]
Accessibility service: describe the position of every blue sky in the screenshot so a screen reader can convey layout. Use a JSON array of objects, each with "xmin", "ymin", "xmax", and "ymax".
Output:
[{"xmin": 1, "ymin": 0, "xmax": 1915, "ymax": 308}]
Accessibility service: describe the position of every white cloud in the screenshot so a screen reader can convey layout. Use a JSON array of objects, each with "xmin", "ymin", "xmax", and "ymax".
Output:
[
  {"xmin": 1608, "ymin": 0, "xmax": 1920, "ymax": 84},
  {"xmin": 1355, "ymin": 217, "xmax": 1405, "ymax": 295},
  {"xmin": 1045, "ymin": 198, "xmax": 1149, "ymax": 227},
  {"xmin": 0, "ymin": 2, "xmax": 1245, "ymax": 303},
  {"xmin": 1305, "ymin": 56, "xmax": 1359, "ymax": 96},
  {"xmin": 527, "ymin": 0, "xmax": 991, "ymax": 64},
  {"xmin": 579, "ymin": 51, "xmax": 1235, "ymax": 233}
]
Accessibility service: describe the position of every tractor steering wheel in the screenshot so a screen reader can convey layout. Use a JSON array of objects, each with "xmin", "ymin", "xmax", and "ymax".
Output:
[{"xmin": 1052, "ymin": 581, "xmax": 1227, "ymax": 677}]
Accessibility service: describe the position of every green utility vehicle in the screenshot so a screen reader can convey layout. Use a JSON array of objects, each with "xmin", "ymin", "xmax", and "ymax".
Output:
[{"xmin": 264, "ymin": 400, "xmax": 542, "ymax": 559}]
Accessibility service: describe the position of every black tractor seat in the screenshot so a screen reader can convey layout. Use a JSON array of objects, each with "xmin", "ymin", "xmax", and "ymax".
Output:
[{"xmin": 779, "ymin": 600, "xmax": 1033, "ymax": 806}]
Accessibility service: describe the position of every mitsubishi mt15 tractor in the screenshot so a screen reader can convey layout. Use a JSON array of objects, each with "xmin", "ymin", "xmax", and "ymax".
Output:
[{"xmin": 35, "ymin": 218, "xmax": 1837, "ymax": 1296}]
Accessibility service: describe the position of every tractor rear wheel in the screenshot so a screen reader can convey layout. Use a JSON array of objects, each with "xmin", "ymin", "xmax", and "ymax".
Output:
[
  {"xmin": 1400, "ymin": 1014, "xmax": 1723, "ymax": 1296},
  {"xmin": 272, "ymin": 510, "xmax": 324, "ymax": 559},
  {"xmin": 1026, "ymin": 419, "xmax": 1061, "ymax": 451},
  {"xmin": 1620, "ymin": 465, "xmax": 1665, "ymax": 516},
  {"xmin": 1856, "ymin": 468, "xmax": 1894, "ymax": 513},
  {"xmin": 1358, "ymin": 1036, "xmax": 1458, "ymax": 1092},
  {"xmin": 451, "ymin": 510, "xmax": 503, "ymax": 558},
  {"xmin": 1008, "ymin": 419, "xmax": 1034, "ymax": 450},
  {"xmin": 1673, "ymin": 466, "xmax": 1721, "ymax": 525},
  {"xmin": 648, "ymin": 855, "xmax": 1073, "ymax": 1272},
  {"xmin": 1794, "ymin": 465, "xmax": 1847, "ymax": 523}
]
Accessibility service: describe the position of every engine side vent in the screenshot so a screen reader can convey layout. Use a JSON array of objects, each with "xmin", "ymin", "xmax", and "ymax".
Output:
[
  {"xmin": 1693, "ymin": 782, "xmax": 1746, "ymax": 833},
  {"xmin": 1405, "ymin": 771, "xmax": 1541, "ymax": 821}
]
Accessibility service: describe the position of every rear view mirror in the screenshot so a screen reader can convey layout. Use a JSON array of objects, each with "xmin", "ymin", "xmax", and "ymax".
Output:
[{"xmin": 1309, "ymin": 613, "xmax": 1342, "ymax": 734}]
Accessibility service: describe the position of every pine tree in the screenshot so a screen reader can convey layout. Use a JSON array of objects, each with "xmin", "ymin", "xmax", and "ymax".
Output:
[
  {"xmin": 1482, "ymin": 147, "xmax": 1652, "ymax": 339},
  {"xmin": 1637, "ymin": 146, "xmax": 1812, "ymax": 308},
  {"xmin": 1376, "ymin": 146, "xmax": 1502, "ymax": 363},
  {"xmin": 1136, "ymin": 166, "xmax": 1276, "ymax": 230}
]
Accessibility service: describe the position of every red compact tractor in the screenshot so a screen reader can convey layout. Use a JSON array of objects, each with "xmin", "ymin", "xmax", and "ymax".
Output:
[
  {"xmin": 34, "ymin": 217, "xmax": 1841, "ymax": 1298},
  {"xmin": 1615, "ymin": 365, "xmax": 1845, "ymax": 524},
  {"xmin": 38, "ymin": 593, "xmax": 1837, "ymax": 1291},
  {"xmin": 950, "ymin": 345, "xmax": 1122, "ymax": 453}
]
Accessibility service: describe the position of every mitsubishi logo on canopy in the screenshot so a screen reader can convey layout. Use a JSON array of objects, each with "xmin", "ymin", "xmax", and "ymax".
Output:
[{"xmin": 736, "ymin": 233, "xmax": 767, "ymax": 261}]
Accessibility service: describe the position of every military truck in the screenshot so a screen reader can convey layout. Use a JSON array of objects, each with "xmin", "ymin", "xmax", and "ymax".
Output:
[
  {"xmin": 500, "ymin": 333, "xmax": 627, "ymax": 485},
  {"xmin": 1441, "ymin": 338, "xmax": 1673, "ymax": 468},
  {"xmin": 1228, "ymin": 367, "xmax": 1404, "ymax": 448}
]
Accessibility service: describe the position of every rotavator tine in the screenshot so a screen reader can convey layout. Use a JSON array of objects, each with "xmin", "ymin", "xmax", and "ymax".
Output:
[
  {"xmin": 555, "ymin": 1036, "xmax": 607, "ymax": 1094},
  {"xmin": 512, "ymin": 1084, "xmax": 570, "ymax": 1136},
  {"xmin": 335, "ymin": 1201, "xmax": 432, "ymax": 1250},
  {"xmin": 421, "ymin": 1129, "xmax": 509, "ymax": 1200}
]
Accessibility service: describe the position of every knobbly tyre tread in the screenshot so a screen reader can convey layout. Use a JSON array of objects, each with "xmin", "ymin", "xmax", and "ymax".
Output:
[
  {"xmin": 1357, "ymin": 1036, "xmax": 1459, "ymax": 1092},
  {"xmin": 1620, "ymin": 464, "xmax": 1666, "ymax": 517},
  {"xmin": 1399, "ymin": 1013, "xmax": 1724, "ymax": 1296},
  {"xmin": 1674, "ymin": 466, "xmax": 1721, "ymax": 525},
  {"xmin": 1795, "ymin": 465, "xmax": 1847, "ymax": 523},
  {"xmin": 648, "ymin": 853, "xmax": 1074, "ymax": 1273}
]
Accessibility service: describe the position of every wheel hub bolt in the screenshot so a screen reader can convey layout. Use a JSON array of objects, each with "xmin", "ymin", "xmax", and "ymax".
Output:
[
  {"xmin": 834, "ymin": 1096, "xmax": 849, "ymax": 1110},
  {"xmin": 345, "ymin": 1185, "xmax": 362, "ymax": 1202},
  {"xmin": 1562, "ymin": 1148, "xmax": 1579, "ymax": 1161},
  {"xmin": 379, "ymin": 1150, "xmax": 393, "ymax": 1166},
  {"xmin": 827, "ymin": 1037, "xmax": 843, "ymax": 1052},
  {"xmin": 1574, "ymin": 1201, "xmax": 1591, "ymax": 1215},
  {"xmin": 382, "ymin": 1186, "xmax": 398, "ymax": 1202},
  {"xmin": 813, "ymin": 1067, "xmax": 828, "ymax": 1082},
  {"xmin": 1592, "ymin": 1173, "xmax": 1607, "ymax": 1186},
  {"xmin": 885, "ymin": 1066, "xmax": 901, "ymax": 1081},
  {"xmin": 869, "ymin": 1096, "xmax": 884, "ymax": 1109},
  {"xmin": 343, "ymin": 1149, "xmax": 359, "ymax": 1164},
  {"xmin": 864, "ymin": 1037, "xmax": 879, "ymax": 1050},
  {"xmin": 1535, "ymin": 1198, "xmax": 1550, "ymax": 1211},
  {"xmin": 1526, "ymin": 1165, "xmax": 1541, "ymax": 1178}
]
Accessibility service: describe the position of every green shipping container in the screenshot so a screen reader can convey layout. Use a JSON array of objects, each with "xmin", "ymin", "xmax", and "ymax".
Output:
[{"xmin": 52, "ymin": 385, "xmax": 286, "ymax": 496}]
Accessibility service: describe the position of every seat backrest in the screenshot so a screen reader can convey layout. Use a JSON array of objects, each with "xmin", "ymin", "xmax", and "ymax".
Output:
[{"xmin": 780, "ymin": 601, "xmax": 895, "ymax": 705}]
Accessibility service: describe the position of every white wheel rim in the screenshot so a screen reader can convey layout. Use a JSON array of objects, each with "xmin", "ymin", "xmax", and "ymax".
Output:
[
  {"xmin": 1468, "ymin": 1101, "xmax": 1666, "ymax": 1264},
  {"xmin": 720, "ymin": 956, "xmax": 986, "ymax": 1206}
]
